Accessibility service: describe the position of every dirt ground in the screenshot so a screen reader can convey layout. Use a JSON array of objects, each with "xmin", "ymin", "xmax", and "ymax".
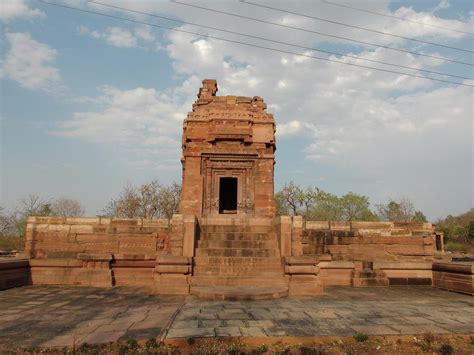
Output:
[{"xmin": 2, "ymin": 334, "xmax": 473, "ymax": 354}]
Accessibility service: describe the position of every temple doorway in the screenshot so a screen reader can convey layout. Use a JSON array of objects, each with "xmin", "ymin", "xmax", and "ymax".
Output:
[{"xmin": 219, "ymin": 177, "xmax": 238, "ymax": 214}]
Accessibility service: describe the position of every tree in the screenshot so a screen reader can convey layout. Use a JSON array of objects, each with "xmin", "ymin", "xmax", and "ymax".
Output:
[
  {"xmin": 0, "ymin": 206, "xmax": 13, "ymax": 234},
  {"xmin": 412, "ymin": 211, "xmax": 427, "ymax": 223},
  {"xmin": 158, "ymin": 182, "xmax": 182, "ymax": 219},
  {"xmin": 20, "ymin": 194, "xmax": 52, "ymax": 217},
  {"xmin": 307, "ymin": 190, "xmax": 341, "ymax": 220},
  {"xmin": 436, "ymin": 209, "xmax": 474, "ymax": 244},
  {"xmin": 103, "ymin": 180, "xmax": 181, "ymax": 219},
  {"xmin": 467, "ymin": 220, "xmax": 474, "ymax": 243},
  {"xmin": 275, "ymin": 182, "xmax": 304, "ymax": 216},
  {"xmin": 377, "ymin": 198, "xmax": 417, "ymax": 222},
  {"xmin": 339, "ymin": 192, "xmax": 378, "ymax": 222},
  {"xmin": 103, "ymin": 182, "xmax": 142, "ymax": 218},
  {"xmin": 51, "ymin": 197, "xmax": 85, "ymax": 217},
  {"xmin": 275, "ymin": 183, "xmax": 378, "ymax": 221}
]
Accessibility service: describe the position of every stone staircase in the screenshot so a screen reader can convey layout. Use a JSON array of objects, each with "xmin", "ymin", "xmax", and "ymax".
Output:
[{"xmin": 190, "ymin": 218, "xmax": 288, "ymax": 300}]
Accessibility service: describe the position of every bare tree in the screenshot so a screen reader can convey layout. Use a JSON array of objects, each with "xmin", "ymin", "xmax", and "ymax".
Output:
[
  {"xmin": 377, "ymin": 197, "xmax": 418, "ymax": 222},
  {"xmin": 51, "ymin": 197, "xmax": 85, "ymax": 217},
  {"xmin": 103, "ymin": 182, "xmax": 142, "ymax": 218},
  {"xmin": 0, "ymin": 206, "xmax": 13, "ymax": 234},
  {"xmin": 275, "ymin": 182, "xmax": 304, "ymax": 216},
  {"xmin": 138, "ymin": 180, "xmax": 162, "ymax": 218},
  {"xmin": 158, "ymin": 182, "xmax": 181, "ymax": 219},
  {"xmin": 20, "ymin": 194, "xmax": 51, "ymax": 216},
  {"xmin": 103, "ymin": 181, "xmax": 181, "ymax": 219}
]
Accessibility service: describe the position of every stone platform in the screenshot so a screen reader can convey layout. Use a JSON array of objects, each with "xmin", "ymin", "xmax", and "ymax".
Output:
[
  {"xmin": 190, "ymin": 286, "xmax": 288, "ymax": 301},
  {"xmin": 0, "ymin": 286, "xmax": 473, "ymax": 350}
]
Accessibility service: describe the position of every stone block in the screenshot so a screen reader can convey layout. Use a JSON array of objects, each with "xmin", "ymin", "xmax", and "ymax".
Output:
[
  {"xmin": 155, "ymin": 274, "xmax": 190, "ymax": 294},
  {"xmin": 156, "ymin": 265, "xmax": 191, "ymax": 274},
  {"xmin": 306, "ymin": 221, "xmax": 330, "ymax": 230},
  {"xmin": 156, "ymin": 255, "xmax": 191, "ymax": 265}
]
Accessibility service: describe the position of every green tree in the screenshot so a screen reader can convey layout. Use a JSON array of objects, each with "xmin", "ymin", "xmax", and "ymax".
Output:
[
  {"xmin": 412, "ymin": 211, "xmax": 427, "ymax": 222},
  {"xmin": 467, "ymin": 220, "xmax": 474, "ymax": 243},
  {"xmin": 275, "ymin": 184, "xmax": 378, "ymax": 221},
  {"xmin": 307, "ymin": 190, "xmax": 341, "ymax": 220},
  {"xmin": 339, "ymin": 192, "xmax": 378, "ymax": 221}
]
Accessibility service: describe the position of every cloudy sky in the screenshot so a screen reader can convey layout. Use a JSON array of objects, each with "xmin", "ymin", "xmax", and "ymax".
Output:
[{"xmin": 0, "ymin": 0, "xmax": 472, "ymax": 220}]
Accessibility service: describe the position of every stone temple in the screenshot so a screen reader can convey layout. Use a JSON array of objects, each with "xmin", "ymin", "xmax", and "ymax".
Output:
[
  {"xmin": 180, "ymin": 79, "xmax": 276, "ymax": 218},
  {"xmin": 10, "ymin": 79, "xmax": 451, "ymax": 300}
]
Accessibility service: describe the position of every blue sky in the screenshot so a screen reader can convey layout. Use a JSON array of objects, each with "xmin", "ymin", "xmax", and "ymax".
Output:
[{"xmin": 0, "ymin": 0, "xmax": 473, "ymax": 220}]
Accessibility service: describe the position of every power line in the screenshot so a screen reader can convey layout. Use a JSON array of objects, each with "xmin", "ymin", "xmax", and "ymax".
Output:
[
  {"xmin": 37, "ymin": 1, "xmax": 474, "ymax": 88},
  {"xmin": 172, "ymin": 1, "xmax": 473, "ymax": 67},
  {"xmin": 241, "ymin": 0, "xmax": 473, "ymax": 53},
  {"xmin": 90, "ymin": 0, "xmax": 473, "ymax": 81},
  {"xmin": 321, "ymin": 0, "xmax": 474, "ymax": 36}
]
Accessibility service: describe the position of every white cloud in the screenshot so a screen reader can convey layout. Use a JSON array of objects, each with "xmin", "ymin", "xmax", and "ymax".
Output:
[
  {"xmin": 134, "ymin": 26, "xmax": 154, "ymax": 42},
  {"xmin": 78, "ymin": 25, "xmax": 157, "ymax": 48},
  {"xmin": 156, "ymin": 4, "xmax": 472, "ymax": 218},
  {"xmin": 1, "ymin": 32, "xmax": 64, "ymax": 94},
  {"xmin": 0, "ymin": 0, "xmax": 45, "ymax": 22},
  {"xmin": 52, "ymin": 0, "xmax": 473, "ymax": 218},
  {"xmin": 52, "ymin": 78, "xmax": 199, "ymax": 164}
]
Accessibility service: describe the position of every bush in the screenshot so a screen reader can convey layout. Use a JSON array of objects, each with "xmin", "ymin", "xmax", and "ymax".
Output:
[
  {"xmin": 251, "ymin": 344, "xmax": 268, "ymax": 354},
  {"xmin": 0, "ymin": 235, "xmax": 23, "ymax": 251},
  {"xmin": 354, "ymin": 333, "xmax": 369, "ymax": 342},
  {"xmin": 439, "ymin": 343, "xmax": 454, "ymax": 355},
  {"xmin": 445, "ymin": 241, "xmax": 468, "ymax": 252},
  {"xmin": 126, "ymin": 339, "xmax": 139, "ymax": 350},
  {"xmin": 299, "ymin": 345, "xmax": 323, "ymax": 355},
  {"xmin": 145, "ymin": 338, "xmax": 159, "ymax": 350}
]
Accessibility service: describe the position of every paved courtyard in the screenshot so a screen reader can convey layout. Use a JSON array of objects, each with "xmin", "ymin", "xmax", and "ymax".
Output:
[{"xmin": 0, "ymin": 286, "xmax": 473, "ymax": 349}]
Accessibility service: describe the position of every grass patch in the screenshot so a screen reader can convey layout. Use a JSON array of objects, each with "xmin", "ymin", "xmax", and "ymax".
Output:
[{"xmin": 354, "ymin": 332, "xmax": 369, "ymax": 342}]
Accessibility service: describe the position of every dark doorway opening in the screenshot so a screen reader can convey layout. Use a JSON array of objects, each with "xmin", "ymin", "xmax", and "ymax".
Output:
[{"xmin": 219, "ymin": 177, "xmax": 238, "ymax": 214}]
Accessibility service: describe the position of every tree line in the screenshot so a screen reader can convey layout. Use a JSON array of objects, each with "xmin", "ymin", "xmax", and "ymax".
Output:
[
  {"xmin": 2, "ymin": 180, "xmax": 472, "ymax": 251},
  {"xmin": 0, "ymin": 180, "xmax": 181, "ymax": 251},
  {"xmin": 276, "ymin": 181, "xmax": 427, "ymax": 223}
]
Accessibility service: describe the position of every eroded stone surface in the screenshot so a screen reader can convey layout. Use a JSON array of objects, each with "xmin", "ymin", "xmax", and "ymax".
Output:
[{"xmin": 1, "ymin": 285, "xmax": 472, "ymax": 349}]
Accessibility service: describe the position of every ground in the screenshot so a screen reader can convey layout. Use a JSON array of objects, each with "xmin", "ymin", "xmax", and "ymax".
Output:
[{"xmin": 0, "ymin": 286, "xmax": 473, "ymax": 352}]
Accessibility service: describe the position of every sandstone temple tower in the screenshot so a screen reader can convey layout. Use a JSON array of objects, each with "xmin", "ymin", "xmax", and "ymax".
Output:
[{"xmin": 180, "ymin": 79, "xmax": 276, "ymax": 218}]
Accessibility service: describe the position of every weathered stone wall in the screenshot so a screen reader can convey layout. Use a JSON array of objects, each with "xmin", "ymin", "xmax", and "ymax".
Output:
[
  {"xmin": 14, "ymin": 215, "xmax": 442, "ymax": 294},
  {"xmin": 0, "ymin": 259, "xmax": 31, "ymax": 290},
  {"xmin": 302, "ymin": 221, "xmax": 435, "ymax": 262},
  {"xmin": 22, "ymin": 216, "xmax": 179, "ymax": 291},
  {"xmin": 433, "ymin": 262, "xmax": 474, "ymax": 295},
  {"xmin": 279, "ymin": 218, "xmax": 436, "ymax": 288},
  {"xmin": 24, "ymin": 216, "xmax": 171, "ymax": 259}
]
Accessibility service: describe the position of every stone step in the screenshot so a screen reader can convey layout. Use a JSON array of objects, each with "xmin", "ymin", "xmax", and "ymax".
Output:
[
  {"xmin": 200, "ymin": 232, "xmax": 277, "ymax": 241},
  {"xmin": 200, "ymin": 225, "xmax": 274, "ymax": 233},
  {"xmin": 190, "ymin": 286, "xmax": 288, "ymax": 301},
  {"xmin": 190, "ymin": 275, "xmax": 288, "ymax": 287},
  {"xmin": 194, "ymin": 256, "xmax": 283, "ymax": 267},
  {"xmin": 197, "ymin": 239, "xmax": 278, "ymax": 249},
  {"xmin": 199, "ymin": 217, "xmax": 274, "ymax": 226},
  {"xmin": 195, "ymin": 248, "xmax": 278, "ymax": 257},
  {"xmin": 194, "ymin": 265, "xmax": 283, "ymax": 276}
]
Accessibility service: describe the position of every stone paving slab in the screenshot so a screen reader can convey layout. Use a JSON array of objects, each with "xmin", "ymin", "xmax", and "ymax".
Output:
[
  {"xmin": 0, "ymin": 286, "xmax": 473, "ymax": 349},
  {"xmin": 0, "ymin": 286, "xmax": 183, "ymax": 349}
]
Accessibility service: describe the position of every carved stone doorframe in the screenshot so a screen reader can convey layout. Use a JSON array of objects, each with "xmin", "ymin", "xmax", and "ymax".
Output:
[{"xmin": 202, "ymin": 155, "xmax": 256, "ymax": 217}]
